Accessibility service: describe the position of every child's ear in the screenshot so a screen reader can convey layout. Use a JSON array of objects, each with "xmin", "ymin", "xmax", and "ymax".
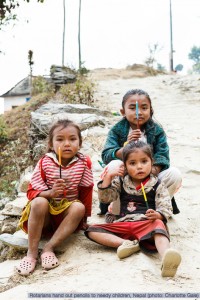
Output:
[
  {"xmin": 48, "ymin": 143, "xmax": 53, "ymax": 151},
  {"xmin": 120, "ymin": 108, "xmax": 125, "ymax": 116}
]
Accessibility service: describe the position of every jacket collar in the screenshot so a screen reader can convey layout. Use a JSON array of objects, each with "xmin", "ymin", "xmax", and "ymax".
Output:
[{"xmin": 46, "ymin": 151, "xmax": 79, "ymax": 167}]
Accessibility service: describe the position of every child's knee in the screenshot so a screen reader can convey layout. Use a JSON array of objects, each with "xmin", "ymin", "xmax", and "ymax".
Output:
[
  {"xmin": 71, "ymin": 202, "xmax": 85, "ymax": 217},
  {"xmin": 30, "ymin": 197, "xmax": 49, "ymax": 212},
  {"xmin": 159, "ymin": 167, "xmax": 182, "ymax": 195},
  {"xmin": 170, "ymin": 167, "xmax": 182, "ymax": 184}
]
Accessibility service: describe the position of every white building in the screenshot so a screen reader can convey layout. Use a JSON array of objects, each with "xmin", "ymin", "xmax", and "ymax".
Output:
[{"xmin": 0, "ymin": 76, "xmax": 31, "ymax": 113}]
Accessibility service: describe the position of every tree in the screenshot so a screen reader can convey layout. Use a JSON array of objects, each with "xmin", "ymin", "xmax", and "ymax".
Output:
[
  {"xmin": 175, "ymin": 64, "xmax": 183, "ymax": 72},
  {"xmin": 78, "ymin": 0, "xmax": 81, "ymax": 72},
  {"xmin": 62, "ymin": 0, "xmax": 66, "ymax": 66},
  {"xmin": 188, "ymin": 46, "xmax": 200, "ymax": 73},
  {"xmin": 144, "ymin": 43, "xmax": 163, "ymax": 70},
  {"xmin": 0, "ymin": 0, "xmax": 44, "ymax": 27},
  {"xmin": 157, "ymin": 63, "xmax": 166, "ymax": 72},
  {"xmin": 188, "ymin": 46, "xmax": 200, "ymax": 63},
  {"xmin": 28, "ymin": 50, "xmax": 34, "ymax": 96}
]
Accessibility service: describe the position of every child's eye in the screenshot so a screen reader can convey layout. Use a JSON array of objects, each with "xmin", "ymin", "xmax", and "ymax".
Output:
[
  {"xmin": 70, "ymin": 137, "xmax": 78, "ymax": 141},
  {"xmin": 142, "ymin": 160, "xmax": 148, "ymax": 164}
]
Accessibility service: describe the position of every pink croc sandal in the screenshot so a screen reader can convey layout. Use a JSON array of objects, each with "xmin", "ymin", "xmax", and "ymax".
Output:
[
  {"xmin": 16, "ymin": 256, "xmax": 37, "ymax": 276},
  {"xmin": 41, "ymin": 251, "xmax": 59, "ymax": 270}
]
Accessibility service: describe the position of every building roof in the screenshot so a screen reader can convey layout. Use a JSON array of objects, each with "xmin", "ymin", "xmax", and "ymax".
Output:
[{"xmin": 0, "ymin": 76, "xmax": 31, "ymax": 97}]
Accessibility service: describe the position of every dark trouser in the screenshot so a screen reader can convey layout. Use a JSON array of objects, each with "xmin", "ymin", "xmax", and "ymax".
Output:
[{"xmin": 98, "ymin": 203, "xmax": 109, "ymax": 215}]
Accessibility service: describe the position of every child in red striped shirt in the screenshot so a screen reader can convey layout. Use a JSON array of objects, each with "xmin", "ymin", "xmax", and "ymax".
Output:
[{"xmin": 17, "ymin": 119, "xmax": 93, "ymax": 276}]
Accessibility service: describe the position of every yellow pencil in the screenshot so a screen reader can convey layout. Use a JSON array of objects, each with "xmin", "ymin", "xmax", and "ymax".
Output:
[
  {"xmin": 123, "ymin": 141, "xmax": 129, "ymax": 146},
  {"xmin": 141, "ymin": 182, "xmax": 149, "ymax": 209},
  {"xmin": 58, "ymin": 147, "xmax": 62, "ymax": 178}
]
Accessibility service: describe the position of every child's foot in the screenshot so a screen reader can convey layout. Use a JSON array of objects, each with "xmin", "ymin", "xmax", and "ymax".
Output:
[
  {"xmin": 16, "ymin": 256, "xmax": 37, "ymax": 276},
  {"xmin": 117, "ymin": 240, "xmax": 140, "ymax": 259},
  {"xmin": 161, "ymin": 248, "xmax": 181, "ymax": 277},
  {"xmin": 41, "ymin": 251, "xmax": 59, "ymax": 270}
]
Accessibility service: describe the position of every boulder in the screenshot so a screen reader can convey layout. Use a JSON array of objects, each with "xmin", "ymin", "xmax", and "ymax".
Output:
[{"xmin": 1, "ymin": 197, "xmax": 27, "ymax": 217}]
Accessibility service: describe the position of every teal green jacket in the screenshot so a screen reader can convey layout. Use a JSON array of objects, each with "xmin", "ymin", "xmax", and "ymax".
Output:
[{"xmin": 102, "ymin": 118, "xmax": 170, "ymax": 171}]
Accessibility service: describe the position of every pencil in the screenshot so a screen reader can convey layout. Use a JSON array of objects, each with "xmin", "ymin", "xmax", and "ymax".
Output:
[
  {"xmin": 141, "ymin": 182, "xmax": 149, "ymax": 209},
  {"xmin": 58, "ymin": 146, "xmax": 62, "ymax": 178},
  {"xmin": 136, "ymin": 101, "xmax": 140, "ymax": 129}
]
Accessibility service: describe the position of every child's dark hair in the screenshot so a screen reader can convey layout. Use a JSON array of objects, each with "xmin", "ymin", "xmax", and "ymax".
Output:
[
  {"xmin": 48, "ymin": 119, "xmax": 82, "ymax": 152},
  {"xmin": 122, "ymin": 89, "xmax": 154, "ymax": 117},
  {"xmin": 122, "ymin": 141, "xmax": 153, "ymax": 165}
]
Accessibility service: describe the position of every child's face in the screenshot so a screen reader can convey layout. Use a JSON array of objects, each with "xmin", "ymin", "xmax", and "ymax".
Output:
[
  {"xmin": 125, "ymin": 149, "xmax": 152, "ymax": 183},
  {"xmin": 52, "ymin": 125, "xmax": 80, "ymax": 164},
  {"xmin": 120, "ymin": 94, "xmax": 151, "ymax": 128}
]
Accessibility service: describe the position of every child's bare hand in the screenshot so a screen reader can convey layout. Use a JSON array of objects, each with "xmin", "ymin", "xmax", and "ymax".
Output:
[
  {"xmin": 50, "ymin": 179, "xmax": 66, "ymax": 197},
  {"xmin": 104, "ymin": 162, "xmax": 125, "ymax": 178},
  {"xmin": 127, "ymin": 129, "xmax": 141, "ymax": 142},
  {"xmin": 145, "ymin": 209, "xmax": 163, "ymax": 220},
  {"xmin": 151, "ymin": 165, "xmax": 162, "ymax": 176}
]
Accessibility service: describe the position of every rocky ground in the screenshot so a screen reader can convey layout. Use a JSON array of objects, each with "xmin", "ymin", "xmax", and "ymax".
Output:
[{"xmin": 0, "ymin": 70, "xmax": 200, "ymax": 299}]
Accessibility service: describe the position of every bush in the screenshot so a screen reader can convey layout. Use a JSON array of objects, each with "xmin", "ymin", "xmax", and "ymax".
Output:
[
  {"xmin": 32, "ymin": 76, "xmax": 55, "ymax": 96},
  {"xmin": 59, "ymin": 76, "xmax": 95, "ymax": 105},
  {"xmin": 0, "ymin": 116, "xmax": 8, "ymax": 143}
]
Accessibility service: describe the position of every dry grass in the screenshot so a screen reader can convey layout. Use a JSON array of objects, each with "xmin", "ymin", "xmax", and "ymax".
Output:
[{"xmin": 0, "ymin": 92, "xmax": 55, "ymax": 198}]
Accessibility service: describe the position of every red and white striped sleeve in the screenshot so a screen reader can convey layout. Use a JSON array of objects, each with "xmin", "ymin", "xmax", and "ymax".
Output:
[
  {"xmin": 27, "ymin": 157, "xmax": 49, "ymax": 201},
  {"xmin": 79, "ymin": 156, "xmax": 94, "ymax": 187}
]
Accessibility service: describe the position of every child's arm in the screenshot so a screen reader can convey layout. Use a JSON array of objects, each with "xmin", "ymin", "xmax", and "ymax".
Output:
[
  {"xmin": 100, "ymin": 163, "xmax": 124, "ymax": 188},
  {"xmin": 145, "ymin": 209, "xmax": 164, "ymax": 220},
  {"xmin": 115, "ymin": 129, "xmax": 143, "ymax": 159},
  {"xmin": 78, "ymin": 185, "xmax": 93, "ymax": 217},
  {"xmin": 27, "ymin": 157, "xmax": 66, "ymax": 200},
  {"xmin": 78, "ymin": 155, "xmax": 94, "ymax": 225},
  {"xmin": 28, "ymin": 179, "xmax": 66, "ymax": 201},
  {"xmin": 127, "ymin": 129, "xmax": 142, "ymax": 142},
  {"xmin": 27, "ymin": 158, "xmax": 49, "ymax": 201},
  {"xmin": 154, "ymin": 182, "xmax": 173, "ymax": 220},
  {"xmin": 98, "ymin": 174, "xmax": 122, "ymax": 205},
  {"xmin": 151, "ymin": 165, "xmax": 162, "ymax": 176},
  {"xmin": 152, "ymin": 126, "xmax": 170, "ymax": 171},
  {"xmin": 38, "ymin": 179, "xmax": 66, "ymax": 199},
  {"xmin": 102, "ymin": 120, "xmax": 129, "ymax": 164}
]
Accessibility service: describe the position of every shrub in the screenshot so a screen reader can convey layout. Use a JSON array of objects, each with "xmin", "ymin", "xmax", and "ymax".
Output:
[
  {"xmin": 59, "ymin": 76, "xmax": 95, "ymax": 105},
  {"xmin": 0, "ymin": 116, "xmax": 8, "ymax": 143},
  {"xmin": 32, "ymin": 76, "xmax": 55, "ymax": 96}
]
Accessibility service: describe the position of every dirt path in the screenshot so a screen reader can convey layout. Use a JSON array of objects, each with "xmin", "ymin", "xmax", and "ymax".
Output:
[{"xmin": 1, "ymin": 72, "xmax": 200, "ymax": 299}]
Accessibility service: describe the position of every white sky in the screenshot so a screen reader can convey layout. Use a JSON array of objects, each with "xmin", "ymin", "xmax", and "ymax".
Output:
[{"xmin": 0, "ymin": 0, "xmax": 200, "ymax": 113}]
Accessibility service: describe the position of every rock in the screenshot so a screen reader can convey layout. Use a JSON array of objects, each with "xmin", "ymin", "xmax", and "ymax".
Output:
[
  {"xmin": 31, "ymin": 111, "xmax": 106, "ymax": 133},
  {"xmin": 35, "ymin": 103, "xmax": 111, "ymax": 117},
  {"xmin": 29, "ymin": 103, "xmax": 111, "ymax": 161},
  {"xmin": 1, "ymin": 197, "xmax": 27, "ymax": 217},
  {"xmin": 1, "ymin": 217, "xmax": 19, "ymax": 234},
  {"xmin": 50, "ymin": 65, "xmax": 76, "ymax": 84},
  {"xmin": 0, "ymin": 197, "xmax": 10, "ymax": 210},
  {"xmin": 82, "ymin": 126, "xmax": 109, "ymax": 137},
  {"xmin": 0, "ymin": 214, "xmax": 9, "ymax": 232},
  {"xmin": 18, "ymin": 167, "xmax": 33, "ymax": 193},
  {"xmin": 0, "ymin": 233, "xmax": 44, "ymax": 250}
]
